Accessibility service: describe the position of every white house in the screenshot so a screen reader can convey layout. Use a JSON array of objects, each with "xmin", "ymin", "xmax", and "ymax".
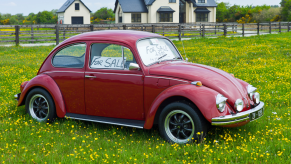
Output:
[
  {"xmin": 114, "ymin": 0, "xmax": 217, "ymax": 24},
  {"xmin": 57, "ymin": 0, "xmax": 91, "ymax": 24}
]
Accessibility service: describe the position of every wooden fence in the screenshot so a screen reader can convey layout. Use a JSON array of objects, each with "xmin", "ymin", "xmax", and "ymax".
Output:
[{"xmin": 0, "ymin": 22, "xmax": 290, "ymax": 46}]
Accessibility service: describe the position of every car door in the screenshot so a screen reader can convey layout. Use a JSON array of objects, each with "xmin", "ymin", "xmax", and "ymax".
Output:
[
  {"xmin": 48, "ymin": 43, "xmax": 87, "ymax": 114},
  {"xmin": 85, "ymin": 43, "xmax": 144, "ymax": 120}
]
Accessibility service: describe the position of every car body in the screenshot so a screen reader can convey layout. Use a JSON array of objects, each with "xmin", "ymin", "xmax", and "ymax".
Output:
[{"xmin": 15, "ymin": 30, "xmax": 264, "ymax": 144}]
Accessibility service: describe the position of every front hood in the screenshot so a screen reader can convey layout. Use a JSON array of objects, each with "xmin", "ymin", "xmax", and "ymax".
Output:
[{"xmin": 149, "ymin": 62, "xmax": 249, "ymax": 107}]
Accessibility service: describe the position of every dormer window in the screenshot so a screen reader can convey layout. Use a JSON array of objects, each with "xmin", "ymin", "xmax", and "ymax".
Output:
[
  {"xmin": 75, "ymin": 3, "xmax": 80, "ymax": 10},
  {"xmin": 198, "ymin": 0, "xmax": 205, "ymax": 3},
  {"xmin": 169, "ymin": 0, "xmax": 176, "ymax": 3}
]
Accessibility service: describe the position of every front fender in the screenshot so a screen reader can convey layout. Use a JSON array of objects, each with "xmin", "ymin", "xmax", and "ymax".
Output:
[
  {"xmin": 144, "ymin": 84, "xmax": 231, "ymax": 129},
  {"xmin": 18, "ymin": 74, "xmax": 66, "ymax": 118}
]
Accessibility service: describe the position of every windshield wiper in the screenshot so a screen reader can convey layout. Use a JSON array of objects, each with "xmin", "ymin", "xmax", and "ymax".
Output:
[
  {"xmin": 158, "ymin": 54, "xmax": 167, "ymax": 60},
  {"xmin": 173, "ymin": 56, "xmax": 182, "ymax": 60}
]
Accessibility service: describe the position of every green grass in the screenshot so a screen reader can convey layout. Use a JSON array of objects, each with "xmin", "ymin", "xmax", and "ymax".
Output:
[{"xmin": 0, "ymin": 32, "xmax": 291, "ymax": 163}]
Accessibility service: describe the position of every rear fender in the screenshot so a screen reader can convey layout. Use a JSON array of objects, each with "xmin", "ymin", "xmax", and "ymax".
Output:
[
  {"xmin": 144, "ymin": 84, "xmax": 230, "ymax": 129},
  {"xmin": 18, "ymin": 74, "xmax": 66, "ymax": 118}
]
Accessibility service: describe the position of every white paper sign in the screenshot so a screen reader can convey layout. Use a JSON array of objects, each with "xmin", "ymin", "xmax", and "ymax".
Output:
[{"xmin": 91, "ymin": 56, "xmax": 125, "ymax": 69}]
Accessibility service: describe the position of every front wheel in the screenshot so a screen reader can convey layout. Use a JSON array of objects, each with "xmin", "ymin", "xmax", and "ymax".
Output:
[
  {"xmin": 25, "ymin": 88, "xmax": 56, "ymax": 122},
  {"xmin": 159, "ymin": 102, "xmax": 208, "ymax": 144}
]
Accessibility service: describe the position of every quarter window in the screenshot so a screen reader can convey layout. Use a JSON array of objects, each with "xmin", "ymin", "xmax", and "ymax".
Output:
[
  {"xmin": 52, "ymin": 43, "xmax": 86, "ymax": 68},
  {"xmin": 132, "ymin": 13, "xmax": 141, "ymax": 23},
  {"xmin": 160, "ymin": 13, "xmax": 173, "ymax": 22},
  {"xmin": 90, "ymin": 44, "xmax": 136, "ymax": 70},
  {"xmin": 196, "ymin": 13, "xmax": 208, "ymax": 22}
]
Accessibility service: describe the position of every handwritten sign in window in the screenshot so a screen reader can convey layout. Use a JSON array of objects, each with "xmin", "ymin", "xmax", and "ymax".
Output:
[
  {"xmin": 137, "ymin": 39, "xmax": 177, "ymax": 66},
  {"xmin": 91, "ymin": 56, "xmax": 126, "ymax": 69}
]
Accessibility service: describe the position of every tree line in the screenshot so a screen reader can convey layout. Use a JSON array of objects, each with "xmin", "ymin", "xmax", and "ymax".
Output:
[{"xmin": 0, "ymin": 0, "xmax": 290, "ymax": 25}]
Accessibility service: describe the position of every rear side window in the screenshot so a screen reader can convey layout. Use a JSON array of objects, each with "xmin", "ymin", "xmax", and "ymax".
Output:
[{"xmin": 52, "ymin": 43, "xmax": 86, "ymax": 68}]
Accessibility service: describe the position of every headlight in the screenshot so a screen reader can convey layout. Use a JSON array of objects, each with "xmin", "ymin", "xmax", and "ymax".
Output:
[
  {"xmin": 253, "ymin": 92, "xmax": 260, "ymax": 104},
  {"xmin": 235, "ymin": 99, "xmax": 244, "ymax": 112},
  {"xmin": 216, "ymin": 94, "xmax": 228, "ymax": 112},
  {"xmin": 247, "ymin": 85, "xmax": 257, "ymax": 101}
]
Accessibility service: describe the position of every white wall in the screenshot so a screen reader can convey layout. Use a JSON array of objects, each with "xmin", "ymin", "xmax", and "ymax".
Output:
[
  {"xmin": 64, "ymin": 0, "xmax": 91, "ymax": 24},
  {"xmin": 141, "ymin": 13, "xmax": 148, "ymax": 23},
  {"xmin": 58, "ymin": 13, "xmax": 65, "ymax": 24},
  {"xmin": 122, "ymin": 13, "xmax": 131, "ymax": 23},
  {"xmin": 150, "ymin": 0, "xmax": 179, "ymax": 23}
]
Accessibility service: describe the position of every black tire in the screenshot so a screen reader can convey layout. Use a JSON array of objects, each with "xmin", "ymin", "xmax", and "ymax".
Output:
[
  {"xmin": 25, "ymin": 88, "xmax": 56, "ymax": 123},
  {"xmin": 158, "ymin": 101, "xmax": 208, "ymax": 144}
]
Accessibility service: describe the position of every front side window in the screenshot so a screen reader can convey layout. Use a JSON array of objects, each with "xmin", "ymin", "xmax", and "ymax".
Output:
[
  {"xmin": 137, "ymin": 38, "xmax": 182, "ymax": 66},
  {"xmin": 75, "ymin": 3, "xmax": 80, "ymax": 10},
  {"xmin": 52, "ymin": 43, "xmax": 86, "ymax": 68},
  {"xmin": 132, "ymin": 13, "xmax": 141, "ymax": 23},
  {"xmin": 90, "ymin": 44, "xmax": 136, "ymax": 70},
  {"xmin": 198, "ymin": 0, "xmax": 205, "ymax": 3},
  {"xmin": 196, "ymin": 13, "xmax": 208, "ymax": 22},
  {"xmin": 169, "ymin": 0, "xmax": 176, "ymax": 2},
  {"xmin": 160, "ymin": 13, "xmax": 173, "ymax": 22}
]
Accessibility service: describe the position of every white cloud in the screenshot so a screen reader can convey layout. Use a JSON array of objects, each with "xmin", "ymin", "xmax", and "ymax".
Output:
[{"xmin": 7, "ymin": 2, "xmax": 16, "ymax": 6}]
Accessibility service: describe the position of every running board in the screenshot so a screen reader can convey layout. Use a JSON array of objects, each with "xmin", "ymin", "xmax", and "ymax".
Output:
[{"xmin": 65, "ymin": 113, "xmax": 145, "ymax": 129}]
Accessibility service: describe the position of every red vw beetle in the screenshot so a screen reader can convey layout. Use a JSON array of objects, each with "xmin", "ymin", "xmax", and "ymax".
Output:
[{"xmin": 15, "ymin": 30, "xmax": 264, "ymax": 144}]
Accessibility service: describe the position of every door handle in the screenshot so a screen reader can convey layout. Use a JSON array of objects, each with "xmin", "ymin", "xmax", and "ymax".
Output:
[{"xmin": 85, "ymin": 75, "xmax": 96, "ymax": 78}]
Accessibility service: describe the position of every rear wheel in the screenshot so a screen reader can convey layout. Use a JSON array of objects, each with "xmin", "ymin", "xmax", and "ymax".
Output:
[
  {"xmin": 25, "ymin": 88, "xmax": 56, "ymax": 122},
  {"xmin": 159, "ymin": 102, "xmax": 208, "ymax": 144}
]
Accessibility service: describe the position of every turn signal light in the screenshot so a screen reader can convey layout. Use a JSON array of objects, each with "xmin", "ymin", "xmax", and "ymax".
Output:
[{"xmin": 191, "ymin": 81, "xmax": 202, "ymax": 87}]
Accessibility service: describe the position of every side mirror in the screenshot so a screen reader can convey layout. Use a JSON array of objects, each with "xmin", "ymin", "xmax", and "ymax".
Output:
[{"xmin": 129, "ymin": 63, "xmax": 140, "ymax": 71}]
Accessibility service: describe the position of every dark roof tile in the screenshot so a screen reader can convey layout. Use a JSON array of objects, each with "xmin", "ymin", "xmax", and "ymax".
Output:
[
  {"xmin": 114, "ymin": 0, "xmax": 148, "ymax": 13},
  {"xmin": 57, "ymin": 0, "xmax": 91, "ymax": 13}
]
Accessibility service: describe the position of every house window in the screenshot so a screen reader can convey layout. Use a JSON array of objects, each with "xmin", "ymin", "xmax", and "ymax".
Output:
[
  {"xmin": 132, "ymin": 13, "xmax": 141, "ymax": 23},
  {"xmin": 196, "ymin": 13, "xmax": 208, "ymax": 22},
  {"xmin": 119, "ymin": 13, "xmax": 122, "ymax": 23},
  {"xmin": 169, "ymin": 0, "xmax": 176, "ymax": 3},
  {"xmin": 75, "ymin": 3, "xmax": 80, "ymax": 10},
  {"xmin": 160, "ymin": 13, "xmax": 173, "ymax": 22},
  {"xmin": 198, "ymin": 0, "xmax": 205, "ymax": 3}
]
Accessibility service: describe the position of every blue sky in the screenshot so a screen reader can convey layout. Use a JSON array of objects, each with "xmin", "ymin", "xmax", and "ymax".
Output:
[{"xmin": 0, "ymin": 0, "xmax": 282, "ymax": 16}]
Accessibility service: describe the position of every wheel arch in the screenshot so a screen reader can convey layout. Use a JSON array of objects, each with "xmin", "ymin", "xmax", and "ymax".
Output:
[{"xmin": 18, "ymin": 74, "xmax": 67, "ymax": 118}]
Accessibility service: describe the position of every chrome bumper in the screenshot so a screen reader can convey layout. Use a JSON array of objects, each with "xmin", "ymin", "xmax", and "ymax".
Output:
[
  {"xmin": 211, "ymin": 102, "xmax": 264, "ymax": 126},
  {"xmin": 14, "ymin": 93, "xmax": 20, "ymax": 101}
]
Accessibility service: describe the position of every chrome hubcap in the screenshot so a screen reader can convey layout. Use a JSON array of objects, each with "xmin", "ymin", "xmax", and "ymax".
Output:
[
  {"xmin": 164, "ymin": 110, "xmax": 194, "ymax": 144},
  {"xmin": 29, "ymin": 94, "xmax": 49, "ymax": 121}
]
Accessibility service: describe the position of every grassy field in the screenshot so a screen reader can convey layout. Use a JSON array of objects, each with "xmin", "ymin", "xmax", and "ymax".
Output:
[{"xmin": 0, "ymin": 32, "xmax": 291, "ymax": 163}]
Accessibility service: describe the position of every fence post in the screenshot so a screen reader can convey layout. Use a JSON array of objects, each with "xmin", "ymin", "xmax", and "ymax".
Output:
[
  {"xmin": 288, "ymin": 22, "xmax": 290, "ymax": 32},
  {"xmin": 162, "ymin": 25, "xmax": 165, "ymax": 36},
  {"xmin": 202, "ymin": 24, "xmax": 205, "ymax": 37},
  {"xmin": 15, "ymin": 25, "xmax": 20, "ymax": 46},
  {"xmin": 279, "ymin": 22, "xmax": 281, "ymax": 33},
  {"xmin": 56, "ymin": 24, "xmax": 59, "ymax": 45},
  {"xmin": 141, "ymin": 26, "xmax": 143, "ymax": 31},
  {"xmin": 90, "ymin": 25, "xmax": 94, "ymax": 31},
  {"xmin": 152, "ymin": 25, "xmax": 155, "ymax": 33},
  {"xmin": 223, "ymin": 24, "xmax": 227, "ymax": 36},
  {"xmin": 232, "ymin": 24, "xmax": 234, "ymax": 33},
  {"xmin": 63, "ymin": 27, "xmax": 66, "ymax": 40},
  {"xmin": 257, "ymin": 22, "xmax": 260, "ymax": 35},
  {"xmin": 178, "ymin": 25, "xmax": 181, "ymax": 41},
  {"xmin": 31, "ymin": 25, "xmax": 34, "ymax": 43},
  {"xmin": 269, "ymin": 22, "xmax": 272, "ymax": 34},
  {"xmin": 242, "ymin": 23, "xmax": 245, "ymax": 37},
  {"xmin": 123, "ymin": 25, "xmax": 126, "ymax": 30},
  {"xmin": 215, "ymin": 25, "xmax": 216, "ymax": 35}
]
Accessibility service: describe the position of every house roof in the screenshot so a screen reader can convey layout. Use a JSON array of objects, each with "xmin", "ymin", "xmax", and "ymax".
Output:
[
  {"xmin": 114, "ymin": 0, "xmax": 148, "ymax": 13},
  {"xmin": 191, "ymin": 0, "xmax": 217, "ymax": 7},
  {"xmin": 157, "ymin": 6, "xmax": 176, "ymax": 13},
  {"xmin": 144, "ymin": 0, "xmax": 156, "ymax": 5},
  {"xmin": 57, "ymin": 0, "xmax": 92, "ymax": 13},
  {"xmin": 194, "ymin": 7, "xmax": 211, "ymax": 13}
]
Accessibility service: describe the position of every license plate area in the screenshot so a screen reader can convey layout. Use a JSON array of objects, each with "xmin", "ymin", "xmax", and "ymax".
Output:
[{"xmin": 249, "ymin": 108, "xmax": 264, "ymax": 121}]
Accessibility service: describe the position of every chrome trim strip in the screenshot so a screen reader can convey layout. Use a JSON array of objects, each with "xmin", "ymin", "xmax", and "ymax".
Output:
[
  {"xmin": 66, "ymin": 116, "xmax": 144, "ymax": 129},
  {"xmin": 45, "ymin": 71, "xmax": 84, "ymax": 74},
  {"xmin": 211, "ymin": 101, "xmax": 264, "ymax": 126},
  {"xmin": 85, "ymin": 75, "xmax": 96, "ymax": 78},
  {"xmin": 145, "ymin": 76, "xmax": 189, "ymax": 83},
  {"xmin": 86, "ymin": 72, "xmax": 143, "ymax": 76}
]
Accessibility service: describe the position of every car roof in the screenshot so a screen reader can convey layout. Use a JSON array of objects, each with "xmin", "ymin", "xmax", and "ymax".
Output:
[{"xmin": 60, "ymin": 30, "xmax": 164, "ymax": 45}]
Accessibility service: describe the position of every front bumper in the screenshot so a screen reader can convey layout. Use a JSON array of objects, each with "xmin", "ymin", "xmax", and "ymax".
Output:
[
  {"xmin": 14, "ymin": 93, "xmax": 21, "ymax": 101},
  {"xmin": 211, "ymin": 101, "xmax": 264, "ymax": 126}
]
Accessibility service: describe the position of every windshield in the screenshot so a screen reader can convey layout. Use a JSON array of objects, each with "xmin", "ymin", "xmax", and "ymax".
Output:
[{"xmin": 137, "ymin": 38, "xmax": 182, "ymax": 66}]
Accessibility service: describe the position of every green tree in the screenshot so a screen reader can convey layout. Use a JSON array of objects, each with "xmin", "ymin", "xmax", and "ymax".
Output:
[
  {"xmin": 281, "ymin": 0, "xmax": 291, "ymax": 21},
  {"xmin": 216, "ymin": 2, "xmax": 230, "ymax": 22},
  {"xmin": 93, "ymin": 7, "xmax": 114, "ymax": 20},
  {"xmin": 280, "ymin": 0, "xmax": 287, "ymax": 7},
  {"xmin": 35, "ymin": 11, "xmax": 56, "ymax": 24},
  {"xmin": 9, "ymin": 16, "xmax": 19, "ymax": 25}
]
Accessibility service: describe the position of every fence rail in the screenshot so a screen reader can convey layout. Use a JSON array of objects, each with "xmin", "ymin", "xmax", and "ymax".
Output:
[{"xmin": 0, "ymin": 22, "xmax": 290, "ymax": 46}]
